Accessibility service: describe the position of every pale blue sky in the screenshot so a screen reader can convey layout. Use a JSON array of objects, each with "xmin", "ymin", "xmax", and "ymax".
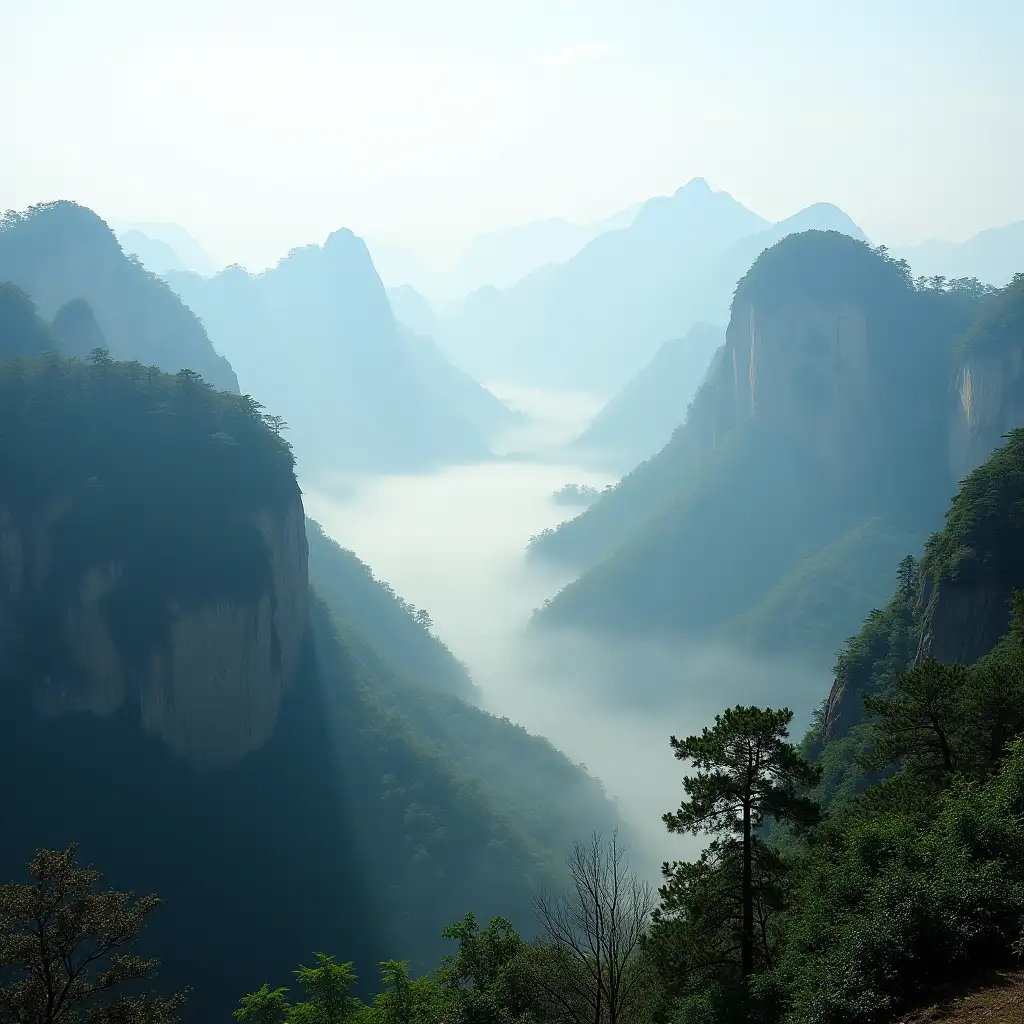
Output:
[{"xmin": 1, "ymin": 0, "xmax": 1021, "ymax": 270}]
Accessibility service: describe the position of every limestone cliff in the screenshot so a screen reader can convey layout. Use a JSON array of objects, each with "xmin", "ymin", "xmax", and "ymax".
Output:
[
  {"xmin": 0, "ymin": 342, "xmax": 308, "ymax": 770},
  {"xmin": 950, "ymin": 352, "xmax": 1023, "ymax": 480},
  {"xmin": 725, "ymin": 298, "xmax": 876, "ymax": 484},
  {"xmin": 949, "ymin": 277, "xmax": 1024, "ymax": 480},
  {"xmin": 531, "ymin": 232, "xmax": 964, "ymax": 636},
  {"xmin": 0, "ymin": 497, "xmax": 308, "ymax": 769},
  {"xmin": 915, "ymin": 574, "xmax": 1011, "ymax": 668}
]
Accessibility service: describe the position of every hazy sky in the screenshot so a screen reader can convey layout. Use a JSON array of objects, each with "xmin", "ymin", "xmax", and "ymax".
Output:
[{"xmin": 2, "ymin": 0, "xmax": 1022, "ymax": 270}]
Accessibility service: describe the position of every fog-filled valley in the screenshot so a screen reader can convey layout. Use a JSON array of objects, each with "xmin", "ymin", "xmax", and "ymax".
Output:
[
  {"xmin": 4, "ymin": 6, "xmax": 1024, "ymax": 1024},
  {"xmin": 303, "ymin": 400, "xmax": 827, "ymax": 873}
]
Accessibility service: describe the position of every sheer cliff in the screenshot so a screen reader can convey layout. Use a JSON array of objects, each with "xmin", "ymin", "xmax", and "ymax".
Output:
[
  {"xmin": 812, "ymin": 428, "xmax": 1024, "ymax": 809},
  {"xmin": 0, "ymin": 300, "xmax": 623, "ymax": 1019},
  {"xmin": 0, "ymin": 347, "xmax": 303, "ymax": 769},
  {"xmin": 949, "ymin": 274, "xmax": 1024, "ymax": 480},
  {"xmin": 531, "ymin": 232, "xmax": 985, "ymax": 669}
]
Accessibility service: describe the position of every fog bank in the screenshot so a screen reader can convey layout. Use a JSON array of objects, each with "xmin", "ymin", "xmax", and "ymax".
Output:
[{"xmin": 304, "ymin": 390, "xmax": 826, "ymax": 872}]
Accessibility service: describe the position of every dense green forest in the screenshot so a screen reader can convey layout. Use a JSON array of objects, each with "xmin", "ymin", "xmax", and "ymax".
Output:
[
  {"xmin": 531, "ymin": 232, "xmax": 1003, "ymax": 672},
  {"xmin": 306, "ymin": 518, "xmax": 477, "ymax": 699},
  {"xmin": 0, "ymin": 296, "xmax": 297, "ymax": 689},
  {"xmin": 13, "ymin": 425, "xmax": 1024, "ymax": 1024},
  {"xmin": 247, "ymin": 428, "xmax": 1024, "ymax": 1022},
  {"xmin": 0, "ymin": 294, "xmax": 625, "ymax": 1019},
  {"xmin": 0, "ymin": 201, "xmax": 238, "ymax": 391}
]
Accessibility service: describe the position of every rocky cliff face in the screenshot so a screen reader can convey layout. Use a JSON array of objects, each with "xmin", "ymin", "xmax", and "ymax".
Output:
[
  {"xmin": 726, "ymin": 299, "xmax": 876, "ymax": 482},
  {"xmin": 0, "ymin": 497, "xmax": 308, "ymax": 769},
  {"xmin": 915, "ymin": 575, "xmax": 1012, "ymax": 669},
  {"xmin": 948, "ymin": 276, "xmax": 1024, "ymax": 481},
  {"xmin": 950, "ymin": 344, "xmax": 1024, "ymax": 482}
]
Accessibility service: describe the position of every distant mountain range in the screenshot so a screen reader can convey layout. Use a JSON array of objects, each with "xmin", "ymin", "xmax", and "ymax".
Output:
[
  {"xmin": 167, "ymin": 228, "xmax": 517, "ymax": 478},
  {"xmin": 110, "ymin": 218, "xmax": 219, "ymax": 276},
  {"xmin": 893, "ymin": 220, "xmax": 1024, "ymax": 288},
  {"xmin": 369, "ymin": 204, "xmax": 642, "ymax": 304},
  {"xmin": 572, "ymin": 322, "xmax": 726, "ymax": 471},
  {"xmin": 431, "ymin": 181, "xmax": 866, "ymax": 394},
  {"xmin": 118, "ymin": 229, "xmax": 190, "ymax": 275},
  {"xmin": 0, "ymin": 202, "xmax": 237, "ymax": 391}
]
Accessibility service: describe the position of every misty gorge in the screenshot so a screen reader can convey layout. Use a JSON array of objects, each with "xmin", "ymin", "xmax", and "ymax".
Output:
[{"xmin": 2, "ymin": 5, "xmax": 1024, "ymax": 1024}]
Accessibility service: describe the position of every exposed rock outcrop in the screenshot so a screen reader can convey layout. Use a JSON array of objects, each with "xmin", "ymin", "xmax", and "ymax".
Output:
[
  {"xmin": 727, "ymin": 299, "xmax": 875, "ymax": 483},
  {"xmin": 915, "ymin": 576, "xmax": 1013, "ymax": 669},
  {"xmin": 0, "ymin": 497, "xmax": 308, "ymax": 769},
  {"xmin": 950, "ymin": 346, "xmax": 1024, "ymax": 481}
]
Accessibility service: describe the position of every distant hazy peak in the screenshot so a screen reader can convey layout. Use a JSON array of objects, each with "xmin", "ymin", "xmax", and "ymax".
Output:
[
  {"xmin": 630, "ymin": 179, "xmax": 768, "ymax": 234},
  {"xmin": 323, "ymin": 225, "xmax": 363, "ymax": 251},
  {"xmin": 676, "ymin": 176, "xmax": 711, "ymax": 194},
  {"xmin": 776, "ymin": 202, "xmax": 865, "ymax": 233}
]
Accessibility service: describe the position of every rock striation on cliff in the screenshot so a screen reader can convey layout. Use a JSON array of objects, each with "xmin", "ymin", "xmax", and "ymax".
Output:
[
  {"xmin": 530, "ymin": 232, "xmax": 975, "ymax": 662},
  {"xmin": 949, "ymin": 275, "xmax": 1024, "ymax": 481},
  {"xmin": 0, "ymin": 322, "xmax": 305, "ymax": 768},
  {"xmin": 0, "ymin": 500, "xmax": 308, "ymax": 769},
  {"xmin": 821, "ymin": 426, "xmax": 1024, "ymax": 746}
]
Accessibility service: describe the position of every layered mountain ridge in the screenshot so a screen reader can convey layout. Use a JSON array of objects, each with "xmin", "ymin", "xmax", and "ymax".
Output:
[
  {"xmin": 435, "ymin": 181, "xmax": 865, "ymax": 395},
  {"xmin": 0, "ymin": 286, "xmax": 622, "ymax": 1018},
  {"xmin": 531, "ymin": 232, "xmax": 1013, "ymax": 670},
  {"xmin": 0, "ymin": 202, "xmax": 237, "ymax": 391},
  {"xmin": 168, "ymin": 228, "xmax": 517, "ymax": 477}
]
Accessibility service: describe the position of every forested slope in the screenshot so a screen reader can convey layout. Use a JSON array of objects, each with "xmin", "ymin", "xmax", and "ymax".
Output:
[
  {"xmin": 0, "ymin": 202, "xmax": 237, "ymax": 390},
  {"xmin": 532, "ymin": 232, "xmax": 995, "ymax": 670},
  {"xmin": 0, "ymin": 290, "xmax": 622, "ymax": 1019}
]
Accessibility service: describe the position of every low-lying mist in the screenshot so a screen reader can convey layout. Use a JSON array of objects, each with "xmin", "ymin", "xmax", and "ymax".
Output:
[{"xmin": 303, "ymin": 388, "xmax": 827, "ymax": 875}]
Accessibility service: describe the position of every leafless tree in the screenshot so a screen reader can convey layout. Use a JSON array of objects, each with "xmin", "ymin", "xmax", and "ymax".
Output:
[{"xmin": 530, "ymin": 831, "xmax": 655, "ymax": 1024}]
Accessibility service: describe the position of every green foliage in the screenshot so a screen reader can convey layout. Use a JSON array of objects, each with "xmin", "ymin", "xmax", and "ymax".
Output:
[
  {"xmin": 952, "ymin": 271, "xmax": 1024, "ymax": 366},
  {"xmin": 235, "ymin": 985, "xmax": 293, "ymax": 1024},
  {"xmin": 308, "ymin": 598, "xmax": 557, "ymax": 970},
  {"xmin": 921, "ymin": 426, "xmax": 1024, "ymax": 586},
  {"xmin": 0, "ymin": 351, "xmax": 296, "ymax": 678},
  {"xmin": 438, "ymin": 913, "xmax": 536, "ymax": 1024},
  {"xmin": 664, "ymin": 707, "xmax": 821, "ymax": 842},
  {"xmin": 800, "ymin": 558, "xmax": 923, "ymax": 809},
  {"xmin": 234, "ymin": 955, "xmax": 362, "ymax": 1024},
  {"xmin": 0, "ymin": 282, "xmax": 56, "ymax": 359},
  {"xmin": 306, "ymin": 518, "xmax": 475, "ymax": 699},
  {"xmin": 236, "ymin": 916, "xmax": 534, "ymax": 1024},
  {"xmin": 0, "ymin": 201, "xmax": 237, "ymax": 391},
  {"xmin": 0, "ymin": 844, "xmax": 187, "ymax": 1024},
  {"xmin": 365, "ymin": 960, "xmax": 449, "ymax": 1024},
  {"xmin": 531, "ymin": 229, "xmax": 985, "ymax": 682},
  {"xmin": 732, "ymin": 233, "xmax": 913, "ymax": 315},
  {"xmin": 861, "ymin": 659, "xmax": 967, "ymax": 781},
  {"xmin": 769, "ymin": 740, "xmax": 1024, "ymax": 1023},
  {"xmin": 658, "ymin": 707, "xmax": 820, "ymax": 982},
  {"xmin": 725, "ymin": 519, "xmax": 919, "ymax": 665}
]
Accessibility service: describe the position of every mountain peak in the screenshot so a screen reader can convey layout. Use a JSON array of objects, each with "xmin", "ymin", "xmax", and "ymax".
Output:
[
  {"xmin": 2, "ymin": 200, "xmax": 121, "ymax": 254},
  {"xmin": 677, "ymin": 177, "xmax": 712, "ymax": 195},
  {"xmin": 324, "ymin": 226, "xmax": 365, "ymax": 253}
]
